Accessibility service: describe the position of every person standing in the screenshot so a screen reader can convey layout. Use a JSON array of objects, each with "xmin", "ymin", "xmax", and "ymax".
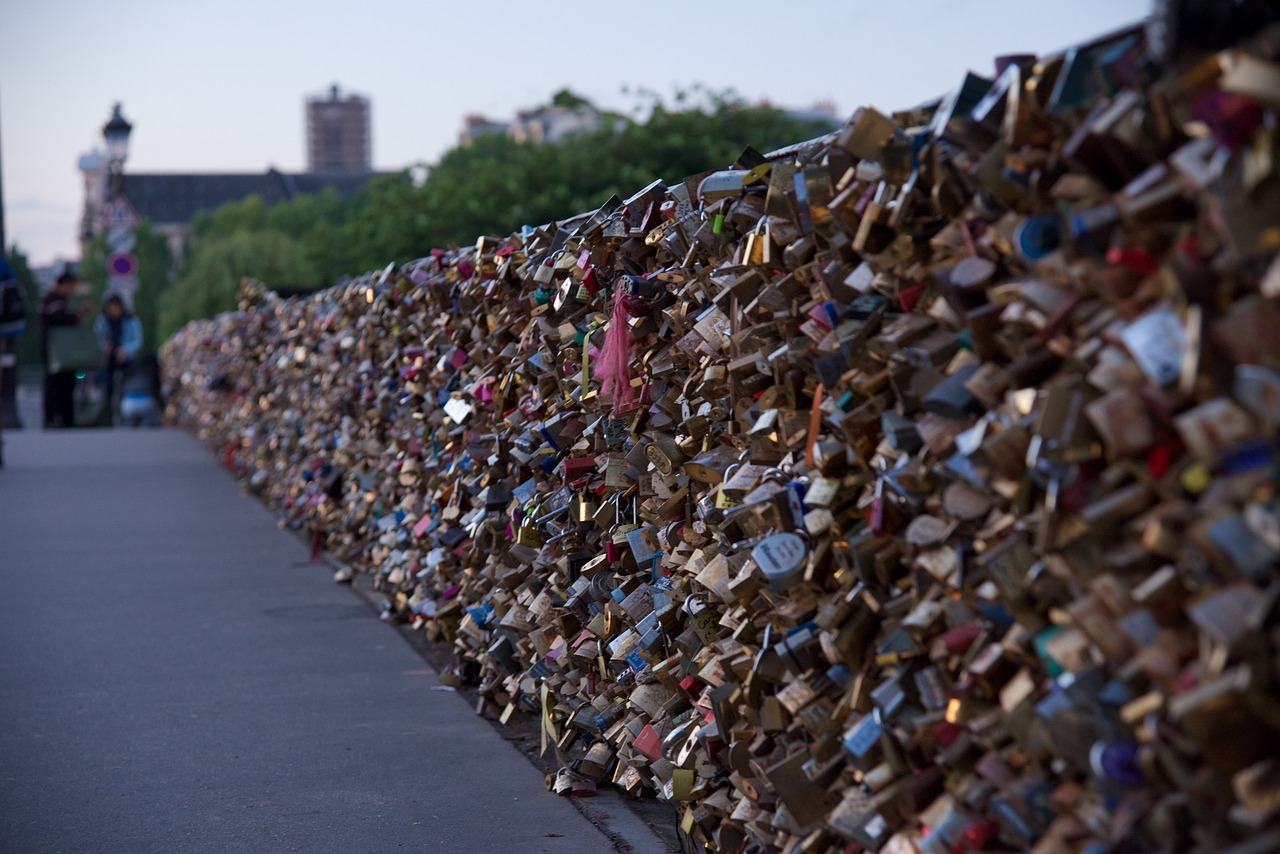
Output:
[
  {"xmin": 93, "ymin": 294, "xmax": 142, "ymax": 419},
  {"xmin": 40, "ymin": 270, "xmax": 85, "ymax": 428}
]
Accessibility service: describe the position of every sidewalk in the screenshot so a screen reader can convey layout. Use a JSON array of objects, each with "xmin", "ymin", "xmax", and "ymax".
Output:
[{"xmin": 0, "ymin": 427, "xmax": 639, "ymax": 853}]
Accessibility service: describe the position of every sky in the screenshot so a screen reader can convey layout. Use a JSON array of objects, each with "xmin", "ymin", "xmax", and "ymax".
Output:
[{"xmin": 2, "ymin": 0, "xmax": 1150, "ymax": 268}]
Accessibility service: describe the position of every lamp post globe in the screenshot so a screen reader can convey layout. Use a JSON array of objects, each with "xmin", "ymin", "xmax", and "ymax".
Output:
[{"xmin": 102, "ymin": 103, "xmax": 132, "ymax": 167}]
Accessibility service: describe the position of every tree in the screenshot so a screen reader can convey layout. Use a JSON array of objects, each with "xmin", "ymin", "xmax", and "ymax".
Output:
[
  {"xmin": 550, "ymin": 89, "xmax": 593, "ymax": 109},
  {"xmin": 267, "ymin": 188, "xmax": 346, "ymax": 243},
  {"xmin": 157, "ymin": 230, "xmax": 319, "ymax": 342},
  {"xmin": 386, "ymin": 97, "xmax": 836, "ymax": 252},
  {"xmin": 191, "ymin": 195, "xmax": 268, "ymax": 240},
  {"xmin": 330, "ymin": 172, "xmax": 423, "ymax": 274}
]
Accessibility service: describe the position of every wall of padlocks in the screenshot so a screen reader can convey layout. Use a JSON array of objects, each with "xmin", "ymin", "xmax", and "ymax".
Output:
[{"xmin": 163, "ymin": 15, "xmax": 1280, "ymax": 854}]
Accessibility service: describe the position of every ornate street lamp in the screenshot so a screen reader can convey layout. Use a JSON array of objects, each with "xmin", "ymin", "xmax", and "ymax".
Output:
[{"xmin": 102, "ymin": 103, "xmax": 132, "ymax": 198}]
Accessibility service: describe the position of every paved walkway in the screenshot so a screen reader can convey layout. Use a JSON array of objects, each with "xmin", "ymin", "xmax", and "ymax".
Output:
[{"xmin": 0, "ymin": 426, "xmax": 626, "ymax": 853}]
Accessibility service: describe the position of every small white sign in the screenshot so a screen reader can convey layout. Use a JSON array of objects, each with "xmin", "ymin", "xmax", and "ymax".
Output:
[
  {"xmin": 104, "ymin": 197, "xmax": 139, "ymax": 231},
  {"xmin": 1120, "ymin": 304, "xmax": 1185, "ymax": 387},
  {"xmin": 106, "ymin": 229, "xmax": 136, "ymax": 254}
]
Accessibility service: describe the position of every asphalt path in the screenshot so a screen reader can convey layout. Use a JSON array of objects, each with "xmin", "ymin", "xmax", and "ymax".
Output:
[{"xmin": 0, "ymin": 427, "xmax": 621, "ymax": 853}]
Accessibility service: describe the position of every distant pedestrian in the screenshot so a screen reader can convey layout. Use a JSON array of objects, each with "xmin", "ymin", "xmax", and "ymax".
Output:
[
  {"xmin": 40, "ymin": 270, "xmax": 86, "ymax": 428},
  {"xmin": 94, "ymin": 294, "xmax": 142, "ymax": 419}
]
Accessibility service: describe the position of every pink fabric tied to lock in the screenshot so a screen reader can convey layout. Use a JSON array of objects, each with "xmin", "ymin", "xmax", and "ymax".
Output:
[{"xmin": 594, "ymin": 286, "xmax": 637, "ymax": 413}]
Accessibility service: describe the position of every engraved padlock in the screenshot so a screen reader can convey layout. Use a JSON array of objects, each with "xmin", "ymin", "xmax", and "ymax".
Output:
[{"xmin": 515, "ymin": 516, "xmax": 544, "ymax": 547}]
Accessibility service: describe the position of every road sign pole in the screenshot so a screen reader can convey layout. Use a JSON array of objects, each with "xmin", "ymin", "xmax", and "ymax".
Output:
[{"xmin": 103, "ymin": 196, "xmax": 139, "ymax": 310}]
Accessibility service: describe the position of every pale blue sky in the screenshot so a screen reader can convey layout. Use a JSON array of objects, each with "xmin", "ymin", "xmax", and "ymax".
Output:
[{"xmin": 2, "ymin": 0, "xmax": 1149, "ymax": 267}]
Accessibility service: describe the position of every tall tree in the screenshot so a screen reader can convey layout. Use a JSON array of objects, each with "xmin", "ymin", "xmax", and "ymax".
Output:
[{"xmin": 157, "ymin": 230, "xmax": 319, "ymax": 342}]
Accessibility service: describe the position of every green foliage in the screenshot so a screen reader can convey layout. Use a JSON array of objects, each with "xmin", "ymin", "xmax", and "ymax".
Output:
[
  {"xmin": 352, "ymin": 97, "xmax": 835, "ymax": 262},
  {"xmin": 265, "ymin": 188, "xmax": 347, "ymax": 241},
  {"xmin": 157, "ymin": 230, "xmax": 319, "ymax": 342},
  {"xmin": 161, "ymin": 90, "xmax": 838, "ymax": 338},
  {"xmin": 191, "ymin": 195, "xmax": 267, "ymax": 240},
  {"xmin": 4, "ymin": 245, "xmax": 42, "ymax": 367},
  {"xmin": 550, "ymin": 89, "xmax": 593, "ymax": 109},
  {"xmin": 331, "ymin": 173, "xmax": 423, "ymax": 274}
]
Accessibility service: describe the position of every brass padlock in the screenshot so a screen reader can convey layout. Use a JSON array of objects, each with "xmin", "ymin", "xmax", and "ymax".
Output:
[
  {"xmin": 515, "ymin": 517, "xmax": 544, "ymax": 547},
  {"xmin": 577, "ymin": 491, "xmax": 597, "ymax": 523},
  {"xmin": 593, "ymin": 492, "xmax": 619, "ymax": 529},
  {"xmin": 742, "ymin": 217, "xmax": 773, "ymax": 267}
]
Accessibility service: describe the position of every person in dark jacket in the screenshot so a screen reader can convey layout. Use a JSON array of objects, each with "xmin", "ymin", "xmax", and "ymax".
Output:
[{"xmin": 40, "ymin": 271, "xmax": 85, "ymax": 428}]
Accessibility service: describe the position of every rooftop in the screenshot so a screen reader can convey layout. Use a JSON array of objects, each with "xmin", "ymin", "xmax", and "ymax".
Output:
[{"xmin": 120, "ymin": 169, "xmax": 380, "ymax": 226}]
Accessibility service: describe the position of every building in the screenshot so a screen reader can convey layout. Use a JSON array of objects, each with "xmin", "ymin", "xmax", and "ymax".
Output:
[
  {"xmin": 460, "ymin": 103, "xmax": 606, "ymax": 147},
  {"xmin": 510, "ymin": 104, "xmax": 604, "ymax": 145},
  {"xmin": 306, "ymin": 85, "xmax": 371, "ymax": 172},
  {"xmin": 459, "ymin": 113, "xmax": 512, "ymax": 145}
]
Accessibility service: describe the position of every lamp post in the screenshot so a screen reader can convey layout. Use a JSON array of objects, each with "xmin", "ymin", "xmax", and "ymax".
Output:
[
  {"xmin": 100, "ymin": 104, "xmax": 138, "ymax": 307},
  {"xmin": 102, "ymin": 103, "xmax": 132, "ymax": 201}
]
